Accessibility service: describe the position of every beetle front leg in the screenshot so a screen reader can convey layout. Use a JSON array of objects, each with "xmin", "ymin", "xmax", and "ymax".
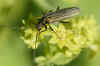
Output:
[{"xmin": 40, "ymin": 24, "xmax": 47, "ymax": 33}]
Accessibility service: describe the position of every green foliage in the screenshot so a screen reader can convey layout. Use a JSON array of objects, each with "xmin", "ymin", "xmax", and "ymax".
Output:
[{"xmin": 0, "ymin": 0, "xmax": 100, "ymax": 66}]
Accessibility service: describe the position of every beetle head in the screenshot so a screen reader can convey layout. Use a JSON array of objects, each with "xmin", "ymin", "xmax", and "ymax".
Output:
[{"xmin": 36, "ymin": 23, "xmax": 43, "ymax": 31}]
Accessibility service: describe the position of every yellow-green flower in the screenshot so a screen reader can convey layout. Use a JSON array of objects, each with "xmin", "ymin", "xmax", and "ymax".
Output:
[{"xmin": 21, "ymin": 15, "xmax": 99, "ymax": 65}]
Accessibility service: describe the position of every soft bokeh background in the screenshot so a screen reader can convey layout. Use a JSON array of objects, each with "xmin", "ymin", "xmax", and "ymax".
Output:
[{"xmin": 0, "ymin": 0, "xmax": 100, "ymax": 66}]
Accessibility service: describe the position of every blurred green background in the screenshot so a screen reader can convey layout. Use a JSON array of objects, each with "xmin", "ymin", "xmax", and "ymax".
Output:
[{"xmin": 0, "ymin": 0, "xmax": 100, "ymax": 66}]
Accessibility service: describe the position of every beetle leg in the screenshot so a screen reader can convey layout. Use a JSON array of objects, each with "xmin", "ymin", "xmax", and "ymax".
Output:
[
  {"xmin": 60, "ymin": 21, "xmax": 70, "ymax": 23},
  {"xmin": 40, "ymin": 24, "xmax": 47, "ymax": 33},
  {"xmin": 35, "ymin": 25, "xmax": 47, "ymax": 48},
  {"xmin": 48, "ymin": 23, "xmax": 61, "ymax": 39}
]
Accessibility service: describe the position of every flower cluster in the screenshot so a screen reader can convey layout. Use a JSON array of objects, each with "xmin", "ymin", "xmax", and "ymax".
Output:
[{"xmin": 21, "ymin": 15, "xmax": 99, "ymax": 65}]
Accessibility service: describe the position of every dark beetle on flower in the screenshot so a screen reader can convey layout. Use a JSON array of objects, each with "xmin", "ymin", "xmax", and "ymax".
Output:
[{"xmin": 35, "ymin": 7, "xmax": 80, "ymax": 48}]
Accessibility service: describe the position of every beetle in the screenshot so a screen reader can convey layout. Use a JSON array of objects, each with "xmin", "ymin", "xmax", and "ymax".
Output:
[
  {"xmin": 36, "ymin": 7, "xmax": 80, "ymax": 32},
  {"xmin": 35, "ymin": 7, "xmax": 80, "ymax": 47}
]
